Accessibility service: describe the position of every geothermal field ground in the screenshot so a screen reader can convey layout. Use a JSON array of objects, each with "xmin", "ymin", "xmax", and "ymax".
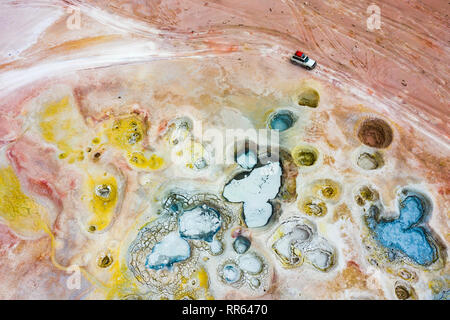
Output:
[{"xmin": 0, "ymin": 0, "xmax": 448, "ymax": 301}]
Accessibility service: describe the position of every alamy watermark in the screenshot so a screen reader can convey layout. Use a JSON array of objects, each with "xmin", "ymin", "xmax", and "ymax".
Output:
[{"xmin": 169, "ymin": 121, "xmax": 280, "ymax": 169}]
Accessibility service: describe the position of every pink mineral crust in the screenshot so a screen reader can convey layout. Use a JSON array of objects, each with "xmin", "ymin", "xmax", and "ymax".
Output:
[
  {"xmin": 0, "ymin": 228, "xmax": 84, "ymax": 300},
  {"xmin": 0, "ymin": 0, "xmax": 448, "ymax": 300},
  {"xmin": 1, "ymin": 0, "xmax": 448, "ymax": 141}
]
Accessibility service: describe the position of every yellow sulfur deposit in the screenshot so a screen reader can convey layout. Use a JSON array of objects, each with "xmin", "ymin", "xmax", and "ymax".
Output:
[
  {"xmin": 39, "ymin": 96, "xmax": 87, "ymax": 163},
  {"xmin": 128, "ymin": 152, "xmax": 164, "ymax": 170},
  {"xmin": 175, "ymin": 267, "xmax": 214, "ymax": 300},
  {"xmin": 0, "ymin": 166, "xmax": 49, "ymax": 237},
  {"xmin": 106, "ymin": 116, "xmax": 146, "ymax": 151},
  {"xmin": 85, "ymin": 173, "xmax": 118, "ymax": 232}
]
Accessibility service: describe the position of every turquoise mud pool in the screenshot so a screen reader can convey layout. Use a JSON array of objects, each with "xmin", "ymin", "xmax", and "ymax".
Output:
[{"xmin": 268, "ymin": 110, "xmax": 296, "ymax": 132}]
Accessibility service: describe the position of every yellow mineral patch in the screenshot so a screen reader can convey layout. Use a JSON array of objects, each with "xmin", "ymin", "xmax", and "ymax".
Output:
[
  {"xmin": 299, "ymin": 196, "xmax": 328, "ymax": 217},
  {"xmin": 49, "ymin": 35, "xmax": 119, "ymax": 54},
  {"xmin": 297, "ymin": 88, "xmax": 320, "ymax": 108},
  {"xmin": 175, "ymin": 267, "xmax": 214, "ymax": 300},
  {"xmin": 358, "ymin": 186, "xmax": 379, "ymax": 202},
  {"xmin": 129, "ymin": 152, "xmax": 164, "ymax": 170},
  {"xmin": 271, "ymin": 242, "xmax": 304, "ymax": 269},
  {"xmin": 197, "ymin": 267, "xmax": 209, "ymax": 289},
  {"xmin": 271, "ymin": 227, "xmax": 285, "ymax": 242},
  {"xmin": 165, "ymin": 121, "xmax": 191, "ymax": 146},
  {"xmin": 81, "ymin": 239, "xmax": 141, "ymax": 300},
  {"xmin": 39, "ymin": 96, "xmax": 88, "ymax": 162},
  {"xmin": 0, "ymin": 166, "xmax": 49, "ymax": 237},
  {"xmin": 270, "ymin": 226, "xmax": 304, "ymax": 269},
  {"xmin": 291, "ymin": 145, "xmax": 318, "ymax": 167},
  {"xmin": 181, "ymin": 140, "xmax": 206, "ymax": 169},
  {"xmin": 100, "ymin": 115, "xmax": 165, "ymax": 170},
  {"xmin": 428, "ymin": 279, "xmax": 444, "ymax": 294},
  {"xmin": 92, "ymin": 137, "xmax": 100, "ymax": 144},
  {"xmin": 84, "ymin": 173, "xmax": 118, "ymax": 232},
  {"xmin": 98, "ymin": 253, "xmax": 114, "ymax": 268},
  {"xmin": 105, "ymin": 116, "xmax": 146, "ymax": 151},
  {"xmin": 105, "ymin": 258, "xmax": 140, "ymax": 300},
  {"xmin": 311, "ymin": 179, "xmax": 341, "ymax": 202}
]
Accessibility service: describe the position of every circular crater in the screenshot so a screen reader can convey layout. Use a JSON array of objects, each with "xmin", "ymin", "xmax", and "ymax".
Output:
[
  {"xmin": 291, "ymin": 145, "xmax": 319, "ymax": 167},
  {"xmin": 98, "ymin": 253, "xmax": 113, "ymax": 268},
  {"xmin": 268, "ymin": 110, "xmax": 296, "ymax": 132},
  {"xmin": 222, "ymin": 263, "xmax": 242, "ymax": 284},
  {"xmin": 356, "ymin": 151, "xmax": 384, "ymax": 170},
  {"xmin": 299, "ymin": 197, "xmax": 327, "ymax": 217},
  {"xmin": 312, "ymin": 179, "xmax": 341, "ymax": 202},
  {"xmin": 357, "ymin": 118, "xmax": 393, "ymax": 148},
  {"xmin": 297, "ymin": 88, "xmax": 320, "ymax": 108},
  {"xmin": 395, "ymin": 285, "xmax": 411, "ymax": 300}
]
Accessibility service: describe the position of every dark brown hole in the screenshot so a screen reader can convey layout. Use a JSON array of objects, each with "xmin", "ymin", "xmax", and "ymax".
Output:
[
  {"xmin": 357, "ymin": 118, "xmax": 393, "ymax": 148},
  {"xmin": 395, "ymin": 285, "xmax": 410, "ymax": 300},
  {"xmin": 98, "ymin": 254, "xmax": 113, "ymax": 268}
]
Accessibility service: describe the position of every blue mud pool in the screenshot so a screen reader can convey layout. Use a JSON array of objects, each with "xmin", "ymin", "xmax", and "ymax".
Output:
[
  {"xmin": 367, "ymin": 195, "xmax": 436, "ymax": 266},
  {"xmin": 269, "ymin": 110, "xmax": 295, "ymax": 132}
]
